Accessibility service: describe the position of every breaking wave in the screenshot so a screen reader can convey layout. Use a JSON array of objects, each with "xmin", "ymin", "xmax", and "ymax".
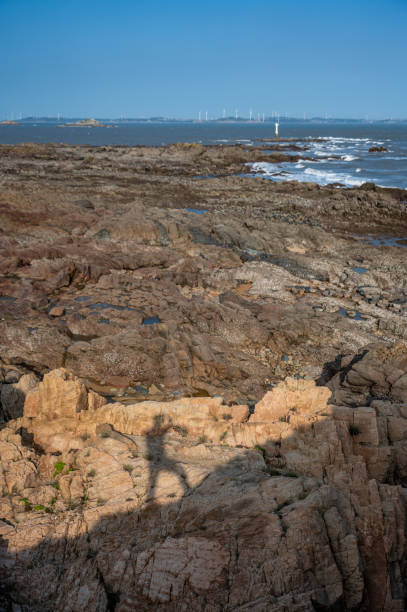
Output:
[{"xmin": 249, "ymin": 161, "xmax": 364, "ymax": 187}]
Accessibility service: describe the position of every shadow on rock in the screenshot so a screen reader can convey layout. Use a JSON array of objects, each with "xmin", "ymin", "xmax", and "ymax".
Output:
[
  {"xmin": 0, "ymin": 371, "xmax": 38, "ymax": 425},
  {"xmin": 1, "ymin": 365, "xmax": 407, "ymax": 611}
]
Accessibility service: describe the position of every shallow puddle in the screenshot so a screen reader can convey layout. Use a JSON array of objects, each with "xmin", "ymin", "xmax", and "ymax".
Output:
[
  {"xmin": 353, "ymin": 267, "xmax": 367, "ymax": 274},
  {"xmin": 338, "ymin": 307, "xmax": 367, "ymax": 320},
  {"xmin": 183, "ymin": 208, "xmax": 209, "ymax": 215},
  {"xmin": 358, "ymin": 236, "xmax": 407, "ymax": 248},
  {"xmin": 142, "ymin": 316, "xmax": 160, "ymax": 325},
  {"xmin": 88, "ymin": 302, "xmax": 132, "ymax": 311}
]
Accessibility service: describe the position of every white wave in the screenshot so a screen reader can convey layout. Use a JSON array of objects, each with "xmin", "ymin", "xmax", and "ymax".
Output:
[
  {"xmin": 314, "ymin": 149, "xmax": 335, "ymax": 156},
  {"xmin": 306, "ymin": 157, "xmax": 338, "ymax": 163},
  {"xmin": 248, "ymin": 162, "xmax": 293, "ymax": 179},
  {"xmin": 318, "ymin": 137, "xmax": 370, "ymax": 143},
  {"xmin": 341, "ymin": 155, "xmax": 359, "ymax": 161},
  {"xmin": 248, "ymin": 161, "xmax": 365, "ymax": 187},
  {"xmin": 356, "ymin": 168, "xmax": 362, "ymax": 173},
  {"xmin": 249, "ymin": 162, "xmax": 278, "ymax": 175},
  {"xmin": 303, "ymin": 167, "xmax": 364, "ymax": 186}
]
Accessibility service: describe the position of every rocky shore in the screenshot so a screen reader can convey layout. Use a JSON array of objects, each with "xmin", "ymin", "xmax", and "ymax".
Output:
[{"xmin": 1, "ymin": 142, "xmax": 407, "ymax": 610}]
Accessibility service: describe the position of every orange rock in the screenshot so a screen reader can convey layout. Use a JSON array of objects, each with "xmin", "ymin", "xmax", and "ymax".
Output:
[
  {"xmin": 49, "ymin": 306, "xmax": 65, "ymax": 317},
  {"xmin": 254, "ymin": 377, "xmax": 332, "ymax": 422},
  {"xmin": 23, "ymin": 388, "xmax": 39, "ymax": 418},
  {"xmin": 4, "ymin": 367, "xmax": 405, "ymax": 610},
  {"xmin": 24, "ymin": 369, "xmax": 106, "ymax": 421}
]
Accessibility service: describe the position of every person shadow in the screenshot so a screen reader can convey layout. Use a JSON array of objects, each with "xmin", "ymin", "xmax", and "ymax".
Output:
[{"xmin": 146, "ymin": 414, "xmax": 190, "ymax": 499}]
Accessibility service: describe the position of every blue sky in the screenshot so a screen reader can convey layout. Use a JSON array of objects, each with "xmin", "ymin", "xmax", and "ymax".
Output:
[{"xmin": 0, "ymin": 0, "xmax": 405, "ymax": 119}]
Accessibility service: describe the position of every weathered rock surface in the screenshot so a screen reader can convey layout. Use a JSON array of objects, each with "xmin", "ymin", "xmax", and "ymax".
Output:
[
  {"xmin": 325, "ymin": 342, "xmax": 407, "ymax": 407},
  {"xmin": 0, "ymin": 143, "xmax": 406, "ymax": 406},
  {"xmin": 1, "ymin": 367, "xmax": 407, "ymax": 610},
  {"xmin": 1, "ymin": 143, "xmax": 407, "ymax": 610}
]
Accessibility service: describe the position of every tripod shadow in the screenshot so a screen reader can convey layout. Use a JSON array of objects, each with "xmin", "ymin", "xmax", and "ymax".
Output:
[{"xmin": 146, "ymin": 414, "xmax": 190, "ymax": 499}]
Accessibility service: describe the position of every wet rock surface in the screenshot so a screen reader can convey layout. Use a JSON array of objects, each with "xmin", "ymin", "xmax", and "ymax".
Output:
[{"xmin": 1, "ymin": 143, "xmax": 407, "ymax": 610}]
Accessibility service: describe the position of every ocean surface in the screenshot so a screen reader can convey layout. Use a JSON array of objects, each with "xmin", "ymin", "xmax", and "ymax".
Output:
[{"xmin": 0, "ymin": 121, "xmax": 406, "ymax": 190}]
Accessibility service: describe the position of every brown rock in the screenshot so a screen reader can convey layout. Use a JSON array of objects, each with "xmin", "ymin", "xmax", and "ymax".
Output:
[
  {"xmin": 49, "ymin": 305, "xmax": 65, "ymax": 317},
  {"xmin": 369, "ymin": 146, "xmax": 388, "ymax": 153},
  {"xmin": 1, "ymin": 140, "xmax": 407, "ymax": 610}
]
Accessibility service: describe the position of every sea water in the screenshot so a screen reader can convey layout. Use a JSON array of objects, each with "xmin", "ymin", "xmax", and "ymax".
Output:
[
  {"xmin": 248, "ymin": 125, "xmax": 407, "ymax": 189},
  {"xmin": 0, "ymin": 120, "xmax": 406, "ymax": 189}
]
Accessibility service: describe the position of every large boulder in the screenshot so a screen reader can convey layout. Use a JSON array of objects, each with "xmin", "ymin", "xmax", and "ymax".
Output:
[
  {"xmin": 326, "ymin": 342, "xmax": 407, "ymax": 406},
  {"xmin": 24, "ymin": 368, "xmax": 106, "ymax": 420}
]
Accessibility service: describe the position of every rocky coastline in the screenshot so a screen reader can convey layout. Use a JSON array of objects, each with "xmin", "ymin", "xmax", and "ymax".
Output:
[{"xmin": 1, "ymin": 142, "xmax": 407, "ymax": 610}]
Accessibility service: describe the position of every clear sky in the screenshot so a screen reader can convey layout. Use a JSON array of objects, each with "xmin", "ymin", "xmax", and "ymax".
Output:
[{"xmin": 0, "ymin": 0, "xmax": 405, "ymax": 119}]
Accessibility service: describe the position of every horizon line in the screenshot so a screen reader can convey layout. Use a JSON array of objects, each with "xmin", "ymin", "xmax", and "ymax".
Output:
[{"xmin": 1, "ymin": 115, "xmax": 406, "ymax": 123}]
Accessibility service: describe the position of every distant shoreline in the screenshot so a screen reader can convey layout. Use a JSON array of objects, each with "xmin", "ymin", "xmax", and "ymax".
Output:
[{"xmin": 1, "ymin": 117, "xmax": 407, "ymax": 124}]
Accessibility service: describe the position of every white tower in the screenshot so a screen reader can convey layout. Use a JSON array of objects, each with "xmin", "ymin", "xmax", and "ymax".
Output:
[
  {"xmin": 198, "ymin": 111, "xmax": 201, "ymax": 121},
  {"xmin": 205, "ymin": 111, "xmax": 208, "ymax": 121},
  {"xmin": 275, "ymin": 118, "xmax": 279, "ymax": 138}
]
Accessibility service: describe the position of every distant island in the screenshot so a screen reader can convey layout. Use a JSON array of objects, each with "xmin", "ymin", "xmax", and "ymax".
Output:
[
  {"xmin": 61, "ymin": 118, "xmax": 110, "ymax": 127},
  {"xmin": 0, "ymin": 120, "xmax": 19, "ymax": 125}
]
